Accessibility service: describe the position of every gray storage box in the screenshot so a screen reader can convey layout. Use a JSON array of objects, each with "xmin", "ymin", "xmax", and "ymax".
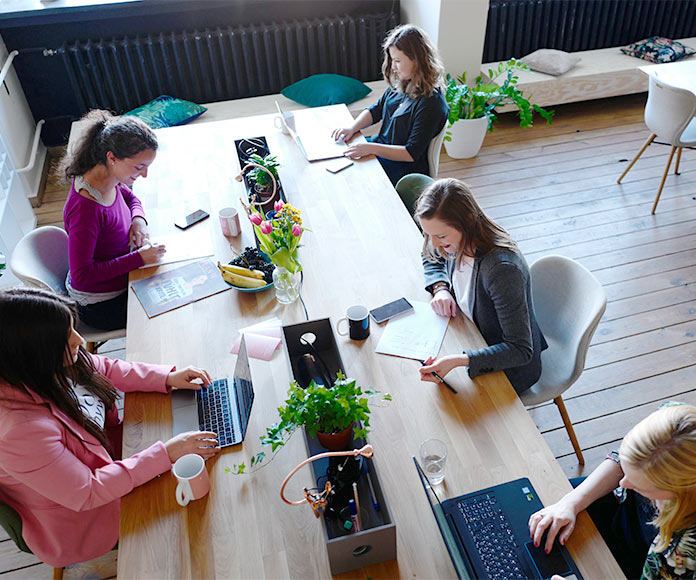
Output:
[{"xmin": 282, "ymin": 319, "xmax": 397, "ymax": 575}]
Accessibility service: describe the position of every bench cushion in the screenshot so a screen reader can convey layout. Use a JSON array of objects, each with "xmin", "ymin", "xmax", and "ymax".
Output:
[
  {"xmin": 621, "ymin": 36, "xmax": 696, "ymax": 64},
  {"xmin": 280, "ymin": 74, "xmax": 371, "ymax": 107},
  {"xmin": 123, "ymin": 95, "xmax": 207, "ymax": 128}
]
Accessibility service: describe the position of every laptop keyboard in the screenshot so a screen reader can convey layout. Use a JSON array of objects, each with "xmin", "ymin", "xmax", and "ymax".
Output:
[
  {"xmin": 458, "ymin": 493, "xmax": 527, "ymax": 579},
  {"xmin": 197, "ymin": 378, "xmax": 236, "ymax": 447}
]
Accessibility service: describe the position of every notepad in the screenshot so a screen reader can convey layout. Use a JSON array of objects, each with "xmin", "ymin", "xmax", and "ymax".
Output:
[{"xmin": 375, "ymin": 301, "xmax": 449, "ymax": 361}]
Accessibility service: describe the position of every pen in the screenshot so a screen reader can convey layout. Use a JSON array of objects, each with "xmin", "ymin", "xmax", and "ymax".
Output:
[
  {"xmin": 419, "ymin": 360, "xmax": 457, "ymax": 394},
  {"xmin": 364, "ymin": 461, "xmax": 380, "ymax": 511},
  {"xmin": 348, "ymin": 498, "xmax": 360, "ymax": 532},
  {"xmin": 352, "ymin": 482, "xmax": 362, "ymax": 531}
]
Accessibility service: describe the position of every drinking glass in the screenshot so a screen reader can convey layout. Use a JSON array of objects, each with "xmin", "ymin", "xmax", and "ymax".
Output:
[{"xmin": 419, "ymin": 438, "xmax": 447, "ymax": 485}]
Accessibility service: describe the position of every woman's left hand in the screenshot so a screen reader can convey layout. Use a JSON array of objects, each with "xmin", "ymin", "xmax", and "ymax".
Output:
[
  {"xmin": 129, "ymin": 216, "xmax": 149, "ymax": 248},
  {"xmin": 344, "ymin": 143, "xmax": 374, "ymax": 160},
  {"xmin": 419, "ymin": 354, "xmax": 469, "ymax": 383},
  {"xmin": 166, "ymin": 366, "xmax": 213, "ymax": 390}
]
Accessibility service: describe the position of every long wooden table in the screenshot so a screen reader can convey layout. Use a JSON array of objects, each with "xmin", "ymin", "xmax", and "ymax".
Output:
[{"xmin": 121, "ymin": 106, "xmax": 625, "ymax": 579}]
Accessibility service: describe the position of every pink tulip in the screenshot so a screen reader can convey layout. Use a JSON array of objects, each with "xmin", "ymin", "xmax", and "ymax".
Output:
[
  {"xmin": 274, "ymin": 200, "xmax": 285, "ymax": 212},
  {"xmin": 292, "ymin": 224, "xmax": 302, "ymax": 237},
  {"xmin": 260, "ymin": 221, "xmax": 273, "ymax": 235},
  {"xmin": 249, "ymin": 212, "xmax": 263, "ymax": 226}
]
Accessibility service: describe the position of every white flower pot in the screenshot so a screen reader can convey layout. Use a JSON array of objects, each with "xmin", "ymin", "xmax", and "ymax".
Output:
[{"xmin": 443, "ymin": 117, "xmax": 489, "ymax": 159}]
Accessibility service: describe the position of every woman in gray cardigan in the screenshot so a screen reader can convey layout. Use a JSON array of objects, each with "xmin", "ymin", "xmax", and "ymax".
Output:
[{"xmin": 416, "ymin": 178, "xmax": 547, "ymax": 394}]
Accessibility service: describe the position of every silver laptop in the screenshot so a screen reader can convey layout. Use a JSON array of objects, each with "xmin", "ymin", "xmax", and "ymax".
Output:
[
  {"xmin": 275, "ymin": 101, "xmax": 348, "ymax": 161},
  {"xmin": 171, "ymin": 335, "xmax": 254, "ymax": 448}
]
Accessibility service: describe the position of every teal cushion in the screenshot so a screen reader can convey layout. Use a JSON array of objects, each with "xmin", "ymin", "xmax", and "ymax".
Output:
[
  {"xmin": 395, "ymin": 173, "xmax": 434, "ymax": 217},
  {"xmin": 281, "ymin": 74, "xmax": 371, "ymax": 107},
  {"xmin": 123, "ymin": 95, "xmax": 207, "ymax": 129}
]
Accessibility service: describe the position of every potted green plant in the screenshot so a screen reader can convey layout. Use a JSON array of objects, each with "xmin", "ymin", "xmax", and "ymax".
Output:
[
  {"xmin": 262, "ymin": 372, "xmax": 390, "ymax": 452},
  {"xmin": 247, "ymin": 153, "xmax": 279, "ymax": 196},
  {"xmin": 444, "ymin": 59, "xmax": 554, "ymax": 159}
]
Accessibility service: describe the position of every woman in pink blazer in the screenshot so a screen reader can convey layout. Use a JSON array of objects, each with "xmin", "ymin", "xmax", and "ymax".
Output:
[{"xmin": 0, "ymin": 287, "xmax": 220, "ymax": 568}]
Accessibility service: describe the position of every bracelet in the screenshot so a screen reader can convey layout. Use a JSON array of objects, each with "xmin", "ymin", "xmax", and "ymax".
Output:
[{"xmin": 431, "ymin": 282, "xmax": 449, "ymax": 295}]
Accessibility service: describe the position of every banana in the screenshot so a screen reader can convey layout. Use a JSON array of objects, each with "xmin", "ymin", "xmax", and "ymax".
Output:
[
  {"xmin": 217, "ymin": 261, "xmax": 265, "ymax": 280},
  {"xmin": 221, "ymin": 270, "xmax": 268, "ymax": 288}
]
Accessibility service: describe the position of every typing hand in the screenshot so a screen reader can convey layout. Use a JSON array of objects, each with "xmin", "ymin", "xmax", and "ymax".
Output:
[
  {"xmin": 344, "ymin": 143, "xmax": 373, "ymax": 160},
  {"xmin": 332, "ymin": 127, "xmax": 356, "ymax": 144},
  {"xmin": 528, "ymin": 499, "xmax": 578, "ymax": 554},
  {"xmin": 164, "ymin": 431, "xmax": 220, "ymax": 461},
  {"xmin": 166, "ymin": 366, "xmax": 213, "ymax": 390}
]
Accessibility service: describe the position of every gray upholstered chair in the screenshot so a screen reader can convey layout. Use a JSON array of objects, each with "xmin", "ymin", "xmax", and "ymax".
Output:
[
  {"xmin": 10, "ymin": 226, "xmax": 126, "ymax": 352},
  {"xmin": 427, "ymin": 122, "xmax": 448, "ymax": 178},
  {"xmin": 520, "ymin": 255, "xmax": 607, "ymax": 464}
]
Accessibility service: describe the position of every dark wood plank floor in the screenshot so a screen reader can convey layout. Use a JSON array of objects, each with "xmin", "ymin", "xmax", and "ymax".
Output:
[{"xmin": 5, "ymin": 91, "xmax": 694, "ymax": 577}]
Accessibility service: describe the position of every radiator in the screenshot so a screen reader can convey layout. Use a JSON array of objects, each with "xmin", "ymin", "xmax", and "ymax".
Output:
[
  {"xmin": 59, "ymin": 11, "xmax": 397, "ymax": 114},
  {"xmin": 483, "ymin": 0, "xmax": 696, "ymax": 62}
]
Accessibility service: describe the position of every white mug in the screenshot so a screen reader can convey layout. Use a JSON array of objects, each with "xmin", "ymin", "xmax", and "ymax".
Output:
[
  {"xmin": 172, "ymin": 454, "xmax": 210, "ymax": 507},
  {"xmin": 274, "ymin": 115, "xmax": 290, "ymax": 135},
  {"xmin": 219, "ymin": 207, "xmax": 241, "ymax": 237}
]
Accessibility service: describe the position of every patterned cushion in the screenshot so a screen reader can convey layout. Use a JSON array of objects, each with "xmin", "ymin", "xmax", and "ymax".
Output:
[
  {"xmin": 621, "ymin": 37, "xmax": 696, "ymax": 64},
  {"xmin": 123, "ymin": 96, "xmax": 207, "ymax": 129},
  {"xmin": 281, "ymin": 74, "xmax": 371, "ymax": 107}
]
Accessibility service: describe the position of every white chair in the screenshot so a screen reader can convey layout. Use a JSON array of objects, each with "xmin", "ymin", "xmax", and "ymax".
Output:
[
  {"xmin": 427, "ymin": 122, "xmax": 448, "ymax": 178},
  {"xmin": 520, "ymin": 255, "xmax": 607, "ymax": 465},
  {"xmin": 10, "ymin": 226, "xmax": 126, "ymax": 352},
  {"xmin": 617, "ymin": 73, "xmax": 696, "ymax": 214}
]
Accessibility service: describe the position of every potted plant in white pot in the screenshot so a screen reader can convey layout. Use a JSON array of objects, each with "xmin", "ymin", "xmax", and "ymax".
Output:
[{"xmin": 444, "ymin": 59, "xmax": 554, "ymax": 159}]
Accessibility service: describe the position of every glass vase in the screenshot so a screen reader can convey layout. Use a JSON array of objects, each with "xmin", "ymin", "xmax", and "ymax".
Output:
[{"xmin": 272, "ymin": 266, "xmax": 300, "ymax": 304}]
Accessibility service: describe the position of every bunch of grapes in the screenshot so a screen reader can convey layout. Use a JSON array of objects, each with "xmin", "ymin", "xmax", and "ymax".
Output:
[{"xmin": 230, "ymin": 247, "xmax": 274, "ymax": 283}]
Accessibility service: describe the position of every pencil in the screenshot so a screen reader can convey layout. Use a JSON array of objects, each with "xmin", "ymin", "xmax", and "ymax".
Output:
[
  {"xmin": 352, "ymin": 482, "xmax": 362, "ymax": 531},
  {"xmin": 418, "ymin": 359, "xmax": 457, "ymax": 394}
]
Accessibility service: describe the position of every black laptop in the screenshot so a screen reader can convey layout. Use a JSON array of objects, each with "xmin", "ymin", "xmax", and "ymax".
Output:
[
  {"xmin": 171, "ymin": 335, "xmax": 254, "ymax": 448},
  {"xmin": 414, "ymin": 458, "xmax": 582, "ymax": 580}
]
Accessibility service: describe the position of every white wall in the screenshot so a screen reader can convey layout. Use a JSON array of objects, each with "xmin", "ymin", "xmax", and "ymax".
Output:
[{"xmin": 401, "ymin": 0, "xmax": 489, "ymax": 83}]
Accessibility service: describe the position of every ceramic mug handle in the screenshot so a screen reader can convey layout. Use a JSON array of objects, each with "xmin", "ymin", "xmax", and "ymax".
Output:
[
  {"xmin": 336, "ymin": 317, "xmax": 349, "ymax": 336},
  {"xmin": 176, "ymin": 480, "xmax": 193, "ymax": 507}
]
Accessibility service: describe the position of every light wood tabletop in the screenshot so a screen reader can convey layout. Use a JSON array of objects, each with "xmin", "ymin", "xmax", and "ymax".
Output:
[
  {"xmin": 639, "ymin": 59, "xmax": 696, "ymax": 94},
  {"xmin": 121, "ymin": 106, "xmax": 625, "ymax": 579}
]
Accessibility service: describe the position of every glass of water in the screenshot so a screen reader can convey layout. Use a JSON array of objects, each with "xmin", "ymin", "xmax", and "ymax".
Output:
[{"xmin": 419, "ymin": 438, "xmax": 447, "ymax": 485}]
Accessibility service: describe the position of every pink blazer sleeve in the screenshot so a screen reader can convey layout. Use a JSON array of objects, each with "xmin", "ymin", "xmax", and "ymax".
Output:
[{"xmin": 90, "ymin": 354, "xmax": 174, "ymax": 394}]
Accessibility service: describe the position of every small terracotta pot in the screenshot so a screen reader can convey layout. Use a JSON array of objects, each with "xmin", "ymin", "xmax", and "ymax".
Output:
[{"xmin": 316, "ymin": 423, "xmax": 354, "ymax": 451}]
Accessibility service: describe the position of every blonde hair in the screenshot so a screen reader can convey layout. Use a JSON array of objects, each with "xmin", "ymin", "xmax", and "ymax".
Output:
[
  {"xmin": 620, "ymin": 404, "xmax": 696, "ymax": 552},
  {"xmin": 381, "ymin": 24, "xmax": 445, "ymax": 99},
  {"xmin": 414, "ymin": 178, "xmax": 516, "ymax": 267}
]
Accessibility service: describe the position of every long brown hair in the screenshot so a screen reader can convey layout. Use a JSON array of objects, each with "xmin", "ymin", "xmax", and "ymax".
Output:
[
  {"xmin": 381, "ymin": 24, "xmax": 445, "ymax": 99},
  {"xmin": 620, "ymin": 404, "xmax": 696, "ymax": 552},
  {"xmin": 0, "ymin": 288, "xmax": 118, "ymax": 449},
  {"xmin": 60, "ymin": 109, "xmax": 157, "ymax": 180},
  {"xmin": 415, "ymin": 178, "xmax": 516, "ymax": 267}
]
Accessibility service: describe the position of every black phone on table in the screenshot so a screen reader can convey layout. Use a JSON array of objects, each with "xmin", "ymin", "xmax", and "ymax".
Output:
[
  {"xmin": 370, "ymin": 297, "xmax": 414, "ymax": 324},
  {"xmin": 174, "ymin": 209, "xmax": 209, "ymax": 230}
]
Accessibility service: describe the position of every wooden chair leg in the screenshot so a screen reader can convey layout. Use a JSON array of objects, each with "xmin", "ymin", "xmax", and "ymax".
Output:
[
  {"xmin": 53, "ymin": 567, "xmax": 64, "ymax": 580},
  {"xmin": 652, "ymin": 145, "xmax": 678, "ymax": 214},
  {"xmin": 674, "ymin": 147, "xmax": 683, "ymax": 175},
  {"xmin": 553, "ymin": 396, "xmax": 584, "ymax": 465},
  {"xmin": 618, "ymin": 133, "xmax": 656, "ymax": 183}
]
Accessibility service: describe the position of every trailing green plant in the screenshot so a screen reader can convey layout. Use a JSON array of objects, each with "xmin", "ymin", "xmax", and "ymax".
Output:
[
  {"xmin": 247, "ymin": 153, "xmax": 280, "ymax": 189},
  {"xmin": 444, "ymin": 59, "xmax": 554, "ymax": 139},
  {"xmin": 262, "ymin": 372, "xmax": 391, "ymax": 451},
  {"xmin": 224, "ymin": 372, "xmax": 390, "ymax": 475}
]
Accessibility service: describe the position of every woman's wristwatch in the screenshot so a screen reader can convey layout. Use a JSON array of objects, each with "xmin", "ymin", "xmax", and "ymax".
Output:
[{"xmin": 431, "ymin": 281, "xmax": 450, "ymax": 295}]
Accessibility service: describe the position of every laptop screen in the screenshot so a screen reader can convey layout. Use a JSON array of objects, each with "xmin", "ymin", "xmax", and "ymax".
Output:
[
  {"xmin": 413, "ymin": 458, "xmax": 472, "ymax": 579},
  {"xmin": 234, "ymin": 335, "xmax": 255, "ymax": 437}
]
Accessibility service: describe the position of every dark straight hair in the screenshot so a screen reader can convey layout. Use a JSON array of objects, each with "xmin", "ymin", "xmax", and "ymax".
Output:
[
  {"xmin": 415, "ymin": 178, "xmax": 516, "ymax": 268},
  {"xmin": 0, "ymin": 288, "xmax": 118, "ymax": 448},
  {"xmin": 61, "ymin": 109, "xmax": 158, "ymax": 180}
]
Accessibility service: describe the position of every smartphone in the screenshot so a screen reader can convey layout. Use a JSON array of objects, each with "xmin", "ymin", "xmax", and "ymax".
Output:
[
  {"xmin": 370, "ymin": 297, "xmax": 414, "ymax": 324},
  {"xmin": 325, "ymin": 158, "xmax": 353, "ymax": 174},
  {"xmin": 174, "ymin": 209, "xmax": 209, "ymax": 230}
]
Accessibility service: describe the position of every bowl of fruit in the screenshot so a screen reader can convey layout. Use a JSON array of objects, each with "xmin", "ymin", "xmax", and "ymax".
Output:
[{"xmin": 217, "ymin": 247, "xmax": 275, "ymax": 292}]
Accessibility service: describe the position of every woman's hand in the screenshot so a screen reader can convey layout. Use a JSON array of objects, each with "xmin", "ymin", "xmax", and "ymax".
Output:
[
  {"xmin": 528, "ymin": 497, "xmax": 579, "ymax": 553},
  {"xmin": 166, "ymin": 366, "xmax": 213, "ymax": 390},
  {"xmin": 332, "ymin": 127, "xmax": 357, "ymax": 144},
  {"xmin": 343, "ymin": 143, "xmax": 374, "ymax": 160},
  {"xmin": 430, "ymin": 288, "xmax": 458, "ymax": 317},
  {"xmin": 138, "ymin": 243, "xmax": 166, "ymax": 265},
  {"xmin": 419, "ymin": 354, "xmax": 468, "ymax": 383},
  {"xmin": 129, "ymin": 216, "xmax": 149, "ymax": 248},
  {"xmin": 164, "ymin": 431, "xmax": 220, "ymax": 462}
]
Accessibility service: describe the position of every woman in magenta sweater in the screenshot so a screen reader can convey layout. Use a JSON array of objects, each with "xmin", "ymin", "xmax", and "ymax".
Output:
[
  {"xmin": 0, "ymin": 287, "xmax": 219, "ymax": 567},
  {"xmin": 62, "ymin": 110, "xmax": 166, "ymax": 331}
]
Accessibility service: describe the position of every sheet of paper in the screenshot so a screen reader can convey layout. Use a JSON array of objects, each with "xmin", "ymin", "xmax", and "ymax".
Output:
[
  {"xmin": 375, "ymin": 300, "xmax": 450, "ymax": 361},
  {"xmin": 138, "ymin": 230, "xmax": 214, "ymax": 269},
  {"xmin": 230, "ymin": 317, "xmax": 283, "ymax": 360}
]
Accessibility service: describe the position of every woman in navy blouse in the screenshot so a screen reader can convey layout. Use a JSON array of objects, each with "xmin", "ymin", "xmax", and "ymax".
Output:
[{"xmin": 332, "ymin": 24, "xmax": 448, "ymax": 185}]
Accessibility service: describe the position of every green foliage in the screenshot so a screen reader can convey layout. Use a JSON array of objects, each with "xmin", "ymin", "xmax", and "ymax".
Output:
[
  {"xmin": 248, "ymin": 153, "xmax": 280, "ymax": 188},
  {"xmin": 444, "ymin": 59, "xmax": 554, "ymax": 139},
  {"xmin": 224, "ymin": 452, "xmax": 266, "ymax": 475},
  {"xmin": 261, "ymin": 371, "xmax": 388, "ymax": 451}
]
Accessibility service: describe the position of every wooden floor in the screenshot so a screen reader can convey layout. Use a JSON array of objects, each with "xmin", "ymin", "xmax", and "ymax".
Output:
[{"xmin": 4, "ymin": 92, "xmax": 694, "ymax": 577}]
